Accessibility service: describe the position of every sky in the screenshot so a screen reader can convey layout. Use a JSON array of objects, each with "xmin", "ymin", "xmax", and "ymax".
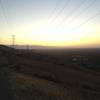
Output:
[{"xmin": 0, "ymin": 0, "xmax": 100, "ymax": 47}]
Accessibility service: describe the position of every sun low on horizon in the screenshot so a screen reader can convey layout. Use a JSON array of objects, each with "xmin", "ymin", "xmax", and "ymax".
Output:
[{"xmin": 0, "ymin": 0, "xmax": 100, "ymax": 48}]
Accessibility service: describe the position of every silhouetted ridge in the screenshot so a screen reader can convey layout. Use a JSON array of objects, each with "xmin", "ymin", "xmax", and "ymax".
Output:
[
  {"xmin": 0, "ymin": 45, "xmax": 14, "ymax": 53},
  {"xmin": 0, "ymin": 45, "xmax": 17, "ymax": 66}
]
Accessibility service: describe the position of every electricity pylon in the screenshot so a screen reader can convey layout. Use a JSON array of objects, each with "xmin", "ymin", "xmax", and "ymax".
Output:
[{"xmin": 12, "ymin": 35, "xmax": 15, "ymax": 49}]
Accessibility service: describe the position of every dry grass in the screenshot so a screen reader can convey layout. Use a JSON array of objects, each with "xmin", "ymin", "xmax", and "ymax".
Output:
[
  {"xmin": 7, "ymin": 68, "xmax": 78, "ymax": 100},
  {"xmin": 1, "ymin": 45, "xmax": 99, "ymax": 100}
]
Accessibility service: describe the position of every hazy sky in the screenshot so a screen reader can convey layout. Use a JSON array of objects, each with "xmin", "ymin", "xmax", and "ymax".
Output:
[{"xmin": 0, "ymin": 0, "xmax": 100, "ymax": 47}]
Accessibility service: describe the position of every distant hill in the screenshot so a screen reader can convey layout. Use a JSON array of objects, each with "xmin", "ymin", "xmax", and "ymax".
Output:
[
  {"xmin": 8, "ymin": 45, "xmax": 49, "ymax": 50},
  {"xmin": 0, "ymin": 45, "xmax": 14, "ymax": 52}
]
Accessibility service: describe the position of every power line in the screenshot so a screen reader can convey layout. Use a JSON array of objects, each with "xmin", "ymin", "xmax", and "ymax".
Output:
[
  {"xmin": 63, "ymin": 0, "xmax": 97, "ymax": 26},
  {"xmin": 0, "ymin": 0, "xmax": 10, "ymax": 31},
  {"xmin": 48, "ymin": 0, "xmax": 62, "ymax": 22},
  {"xmin": 0, "ymin": 0, "xmax": 14, "ymax": 46},
  {"xmin": 50, "ymin": 0, "xmax": 71, "ymax": 23},
  {"xmin": 59, "ymin": 0, "xmax": 87, "ymax": 25},
  {"xmin": 69, "ymin": 11, "xmax": 100, "ymax": 31}
]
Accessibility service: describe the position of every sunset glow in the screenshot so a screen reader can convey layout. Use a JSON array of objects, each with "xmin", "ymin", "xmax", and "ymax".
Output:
[{"xmin": 0, "ymin": 0, "xmax": 100, "ymax": 48}]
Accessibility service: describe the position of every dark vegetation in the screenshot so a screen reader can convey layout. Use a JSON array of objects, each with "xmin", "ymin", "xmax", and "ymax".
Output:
[{"xmin": 0, "ymin": 45, "xmax": 100, "ymax": 100}]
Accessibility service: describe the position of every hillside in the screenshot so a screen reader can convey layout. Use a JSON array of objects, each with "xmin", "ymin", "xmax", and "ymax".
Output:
[{"xmin": 0, "ymin": 45, "xmax": 100, "ymax": 100}]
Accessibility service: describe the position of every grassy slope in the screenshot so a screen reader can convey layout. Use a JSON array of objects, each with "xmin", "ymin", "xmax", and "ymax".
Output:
[
  {"xmin": 7, "ymin": 68, "xmax": 80, "ymax": 100},
  {"xmin": 7, "ymin": 56, "xmax": 100, "ymax": 100},
  {"xmin": 0, "ymin": 45, "xmax": 100, "ymax": 100}
]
